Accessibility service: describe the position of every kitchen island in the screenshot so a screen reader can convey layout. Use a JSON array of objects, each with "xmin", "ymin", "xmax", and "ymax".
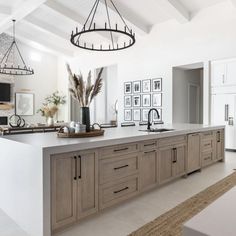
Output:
[{"xmin": 0, "ymin": 124, "xmax": 225, "ymax": 236}]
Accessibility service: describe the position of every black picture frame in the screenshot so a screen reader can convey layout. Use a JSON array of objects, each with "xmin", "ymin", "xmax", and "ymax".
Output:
[
  {"xmin": 133, "ymin": 80, "xmax": 141, "ymax": 94},
  {"xmin": 124, "ymin": 82, "xmax": 132, "ymax": 94},
  {"xmin": 142, "ymin": 94, "xmax": 151, "ymax": 107},
  {"xmin": 152, "ymin": 78, "xmax": 162, "ymax": 92},
  {"xmin": 133, "ymin": 109, "xmax": 141, "ymax": 121},
  {"xmin": 142, "ymin": 109, "xmax": 150, "ymax": 122},
  {"xmin": 133, "ymin": 95, "xmax": 141, "ymax": 107},
  {"xmin": 152, "ymin": 93, "xmax": 162, "ymax": 107},
  {"xmin": 142, "ymin": 79, "xmax": 151, "ymax": 93},
  {"xmin": 124, "ymin": 95, "xmax": 132, "ymax": 108},
  {"xmin": 124, "ymin": 109, "xmax": 132, "ymax": 121}
]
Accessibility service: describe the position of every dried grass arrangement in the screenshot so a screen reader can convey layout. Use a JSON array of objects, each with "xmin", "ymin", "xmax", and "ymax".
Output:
[{"xmin": 66, "ymin": 64, "xmax": 104, "ymax": 107}]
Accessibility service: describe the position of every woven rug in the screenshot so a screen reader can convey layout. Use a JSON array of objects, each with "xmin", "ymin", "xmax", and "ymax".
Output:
[{"xmin": 129, "ymin": 171, "xmax": 236, "ymax": 236}]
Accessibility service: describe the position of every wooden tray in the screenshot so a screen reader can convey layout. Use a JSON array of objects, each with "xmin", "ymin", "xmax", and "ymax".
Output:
[{"xmin": 57, "ymin": 129, "xmax": 104, "ymax": 138}]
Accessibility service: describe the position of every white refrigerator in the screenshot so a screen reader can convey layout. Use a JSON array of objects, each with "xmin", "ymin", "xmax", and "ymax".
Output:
[{"xmin": 211, "ymin": 94, "xmax": 236, "ymax": 150}]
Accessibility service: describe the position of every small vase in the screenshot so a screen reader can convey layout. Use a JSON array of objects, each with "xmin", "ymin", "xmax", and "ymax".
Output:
[
  {"xmin": 81, "ymin": 107, "xmax": 90, "ymax": 132},
  {"xmin": 47, "ymin": 117, "xmax": 54, "ymax": 127}
]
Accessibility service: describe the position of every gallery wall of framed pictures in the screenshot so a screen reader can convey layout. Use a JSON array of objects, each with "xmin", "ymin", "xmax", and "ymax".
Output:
[{"xmin": 124, "ymin": 78, "xmax": 163, "ymax": 122}]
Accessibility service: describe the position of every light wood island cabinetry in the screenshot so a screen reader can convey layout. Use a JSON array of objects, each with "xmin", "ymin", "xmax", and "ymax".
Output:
[{"xmin": 50, "ymin": 129, "xmax": 225, "ymax": 233}]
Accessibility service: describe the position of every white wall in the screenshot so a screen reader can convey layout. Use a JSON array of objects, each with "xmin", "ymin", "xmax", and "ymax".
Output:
[{"xmin": 63, "ymin": 1, "xmax": 236, "ymax": 125}]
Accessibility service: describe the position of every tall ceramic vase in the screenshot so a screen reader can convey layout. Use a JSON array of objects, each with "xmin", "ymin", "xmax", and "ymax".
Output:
[{"xmin": 81, "ymin": 107, "xmax": 90, "ymax": 132}]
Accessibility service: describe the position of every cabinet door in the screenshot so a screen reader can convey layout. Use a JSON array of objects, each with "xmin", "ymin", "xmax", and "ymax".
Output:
[
  {"xmin": 214, "ymin": 130, "xmax": 224, "ymax": 161},
  {"xmin": 226, "ymin": 60, "xmax": 236, "ymax": 86},
  {"xmin": 77, "ymin": 151, "xmax": 98, "ymax": 220},
  {"xmin": 140, "ymin": 150, "xmax": 158, "ymax": 191},
  {"xmin": 187, "ymin": 134, "xmax": 201, "ymax": 173},
  {"xmin": 159, "ymin": 146, "xmax": 173, "ymax": 184},
  {"xmin": 51, "ymin": 153, "xmax": 77, "ymax": 231},
  {"xmin": 172, "ymin": 144, "xmax": 186, "ymax": 177},
  {"xmin": 211, "ymin": 62, "xmax": 226, "ymax": 87}
]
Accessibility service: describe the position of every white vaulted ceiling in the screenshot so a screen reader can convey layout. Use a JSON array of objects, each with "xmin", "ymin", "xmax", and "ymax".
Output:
[{"xmin": 0, "ymin": 0, "xmax": 234, "ymax": 57}]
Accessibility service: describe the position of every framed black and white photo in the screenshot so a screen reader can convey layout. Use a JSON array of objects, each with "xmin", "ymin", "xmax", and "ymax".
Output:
[
  {"xmin": 142, "ymin": 109, "xmax": 149, "ymax": 122},
  {"xmin": 153, "ymin": 109, "xmax": 162, "ymax": 122},
  {"xmin": 152, "ymin": 78, "xmax": 162, "ymax": 92},
  {"xmin": 133, "ymin": 95, "xmax": 141, "ymax": 107},
  {"xmin": 142, "ymin": 94, "xmax": 151, "ymax": 107},
  {"xmin": 124, "ymin": 109, "xmax": 132, "ymax": 121},
  {"xmin": 15, "ymin": 92, "xmax": 34, "ymax": 116},
  {"xmin": 124, "ymin": 82, "xmax": 132, "ymax": 94},
  {"xmin": 133, "ymin": 109, "xmax": 141, "ymax": 121},
  {"xmin": 142, "ymin": 79, "xmax": 151, "ymax": 93},
  {"xmin": 152, "ymin": 93, "xmax": 162, "ymax": 107},
  {"xmin": 124, "ymin": 95, "xmax": 132, "ymax": 107},
  {"xmin": 133, "ymin": 81, "xmax": 141, "ymax": 93}
]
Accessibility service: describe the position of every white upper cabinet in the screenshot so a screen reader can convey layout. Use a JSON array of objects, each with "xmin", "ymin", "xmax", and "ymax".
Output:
[
  {"xmin": 211, "ymin": 59, "xmax": 236, "ymax": 87},
  {"xmin": 211, "ymin": 61, "xmax": 226, "ymax": 87}
]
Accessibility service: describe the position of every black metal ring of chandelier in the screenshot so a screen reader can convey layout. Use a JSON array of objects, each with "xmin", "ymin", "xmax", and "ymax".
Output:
[
  {"xmin": 70, "ymin": 0, "xmax": 136, "ymax": 52},
  {"xmin": 0, "ymin": 20, "xmax": 34, "ymax": 76}
]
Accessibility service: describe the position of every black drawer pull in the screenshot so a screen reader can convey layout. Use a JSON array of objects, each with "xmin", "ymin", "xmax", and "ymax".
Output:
[
  {"xmin": 144, "ymin": 143, "xmax": 155, "ymax": 147},
  {"xmin": 74, "ymin": 156, "xmax": 77, "ymax": 180},
  {"xmin": 113, "ymin": 187, "xmax": 129, "ymax": 194},
  {"xmin": 144, "ymin": 150, "xmax": 156, "ymax": 154},
  {"xmin": 114, "ymin": 164, "xmax": 129, "ymax": 170},
  {"xmin": 114, "ymin": 147, "xmax": 129, "ymax": 152}
]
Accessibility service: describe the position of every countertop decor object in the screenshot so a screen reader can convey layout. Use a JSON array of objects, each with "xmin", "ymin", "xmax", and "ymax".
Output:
[
  {"xmin": 70, "ymin": 0, "xmax": 135, "ymax": 52},
  {"xmin": 67, "ymin": 64, "xmax": 104, "ymax": 132},
  {"xmin": 0, "ymin": 20, "xmax": 34, "ymax": 76}
]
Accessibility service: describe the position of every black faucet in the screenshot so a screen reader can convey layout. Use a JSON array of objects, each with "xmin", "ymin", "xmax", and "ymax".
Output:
[{"xmin": 147, "ymin": 108, "xmax": 160, "ymax": 130}]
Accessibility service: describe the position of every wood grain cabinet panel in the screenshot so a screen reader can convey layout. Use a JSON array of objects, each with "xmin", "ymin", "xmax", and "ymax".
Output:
[
  {"xmin": 77, "ymin": 151, "xmax": 98, "ymax": 220},
  {"xmin": 172, "ymin": 144, "xmax": 186, "ymax": 177},
  {"xmin": 51, "ymin": 153, "xmax": 77, "ymax": 231},
  {"xmin": 214, "ymin": 130, "xmax": 224, "ymax": 161},
  {"xmin": 140, "ymin": 150, "xmax": 159, "ymax": 191},
  {"xmin": 187, "ymin": 134, "xmax": 201, "ymax": 173}
]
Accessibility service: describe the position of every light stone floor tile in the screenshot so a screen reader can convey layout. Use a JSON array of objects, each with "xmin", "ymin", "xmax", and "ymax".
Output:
[{"xmin": 1, "ymin": 152, "xmax": 236, "ymax": 236}]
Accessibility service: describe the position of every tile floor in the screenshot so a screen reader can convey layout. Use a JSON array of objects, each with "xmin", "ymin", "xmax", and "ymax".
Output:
[{"xmin": 1, "ymin": 152, "xmax": 236, "ymax": 236}]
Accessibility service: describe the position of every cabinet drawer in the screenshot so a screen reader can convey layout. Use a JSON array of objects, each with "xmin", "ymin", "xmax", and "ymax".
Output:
[
  {"xmin": 99, "ymin": 154, "xmax": 139, "ymax": 184},
  {"xmin": 159, "ymin": 135, "xmax": 186, "ymax": 147},
  {"xmin": 100, "ymin": 143, "xmax": 139, "ymax": 158},
  {"xmin": 140, "ymin": 140, "xmax": 158, "ymax": 151},
  {"xmin": 99, "ymin": 176, "xmax": 139, "ymax": 209},
  {"xmin": 201, "ymin": 131, "xmax": 213, "ymax": 140},
  {"xmin": 201, "ymin": 139, "xmax": 214, "ymax": 152},
  {"xmin": 201, "ymin": 152, "xmax": 213, "ymax": 167}
]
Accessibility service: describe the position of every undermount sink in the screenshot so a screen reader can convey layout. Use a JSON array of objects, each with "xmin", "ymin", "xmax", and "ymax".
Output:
[{"xmin": 140, "ymin": 128, "xmax": 174, "ymax": 133}]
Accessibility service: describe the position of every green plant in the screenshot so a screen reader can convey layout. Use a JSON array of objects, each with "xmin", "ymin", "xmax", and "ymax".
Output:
[
  {"xmin": 66, "ymin": 64, "xmax": 104, "ymax": 107},
  {"xmin": 44, "ymin": 91, "xmax": 66, "ymax": 106}
]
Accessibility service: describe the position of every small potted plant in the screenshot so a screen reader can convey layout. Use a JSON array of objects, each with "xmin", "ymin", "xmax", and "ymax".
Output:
[{"xmin": 66, "ymin": 64, "xmax": 104, "ymax": 132}]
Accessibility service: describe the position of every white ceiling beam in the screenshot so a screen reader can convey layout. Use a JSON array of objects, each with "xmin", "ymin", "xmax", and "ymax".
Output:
[
  {"xmin": 0, "ymin": 5, "xmax": 12, "ymax": 15},
  {"xmin": 159, "ymin": 0, "xmax": 190, "ymax": 23},
  {"xmin": 0, "ymin": 0, "xmax": 47, "ymax": 34},
  {"xmin": 7, "ymin": 29, "xmax": 74, "ymax": 58},
  {"xmin": 24, "ymin": 16, "xmax": 68, "ymax": 41},
  {"xmin": 102, "ymin": 1, "xmax": 149, "ymax": 35},
  {"xmin": 44, "ymin": 0, "xmax": 117, "ymax": 42}
]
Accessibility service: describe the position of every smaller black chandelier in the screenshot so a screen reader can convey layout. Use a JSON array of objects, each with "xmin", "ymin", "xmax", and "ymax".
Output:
[
  {"xmin": 0, "ymin": 20, "xmax": 34, "ymax": 76},
  {"xmin": 70, "ymin": 0, "xmax": 136, "ymax": 52}
]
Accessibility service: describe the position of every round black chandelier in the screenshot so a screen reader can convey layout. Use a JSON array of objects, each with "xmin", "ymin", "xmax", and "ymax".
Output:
[
  {"xmin": 0, "ymin": 20, "xmax": 34, "ymax": 76},
  {"xmin": 70, "ymin": 0, "xmax": 136, "ymax": 52}
]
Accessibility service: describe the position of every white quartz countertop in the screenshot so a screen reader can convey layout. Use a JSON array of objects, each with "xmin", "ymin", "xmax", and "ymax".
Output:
[{"xmin": 0, "ymin": 123, "xmax": 224, "ymax": 152}]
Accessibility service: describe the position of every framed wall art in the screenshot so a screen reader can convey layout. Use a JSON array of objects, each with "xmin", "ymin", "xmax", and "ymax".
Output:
[
  {"xmin": 133, "ymin": 109, "xmax": 141, "ymax": 121},
  {"xmin": 133, "ymin": 80, "xmax": 141, "ymax": 93},
  {"xmin": 153, "ymin": 108, "xmax": 162, "ymax": 122},
  {"xmin": 133, "ymin": 95, "xmax": 141, "ymax": 107},
  {"xmin": 124, "ymin": 82, "xmax": 132, "ymax": 94},
  {"xmin": 124, "ymin": 109, "xmax": 132, "ymax": 121},
  {"xmin": 142, "ymin": 79, "xmax": 151, "ymax": 93},
  {"xmin": 142, "ymin": 109, "xmax": 149, "ymax": 122},
  {"xmin": 152, "ymin": 93, "xmax": 162, "ymax": 107},
  {"xmin": 142, "ymin": 94, "xmax": 151, "ymax": 107},
  {"xmin": 152, "ymin": 78, "xmax": 162, "ymax": 92},
  {"xmin": 124, "ymin": 95, "xmax": 132, "ymax": 107},
  {"xmin": 15, "ymin": 92, "xmax": 34, "ymax": 116}
]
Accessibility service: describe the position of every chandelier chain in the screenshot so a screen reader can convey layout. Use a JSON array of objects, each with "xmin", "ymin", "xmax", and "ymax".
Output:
[{"xmin": 104, "ymin": 0, "xmax": 114, "ymax": 49}]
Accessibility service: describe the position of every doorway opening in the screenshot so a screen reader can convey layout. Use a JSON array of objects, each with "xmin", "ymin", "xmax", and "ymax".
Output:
[{"xmin": 172, "ymin": 62, "xmax": 204, "ymax": 124}]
